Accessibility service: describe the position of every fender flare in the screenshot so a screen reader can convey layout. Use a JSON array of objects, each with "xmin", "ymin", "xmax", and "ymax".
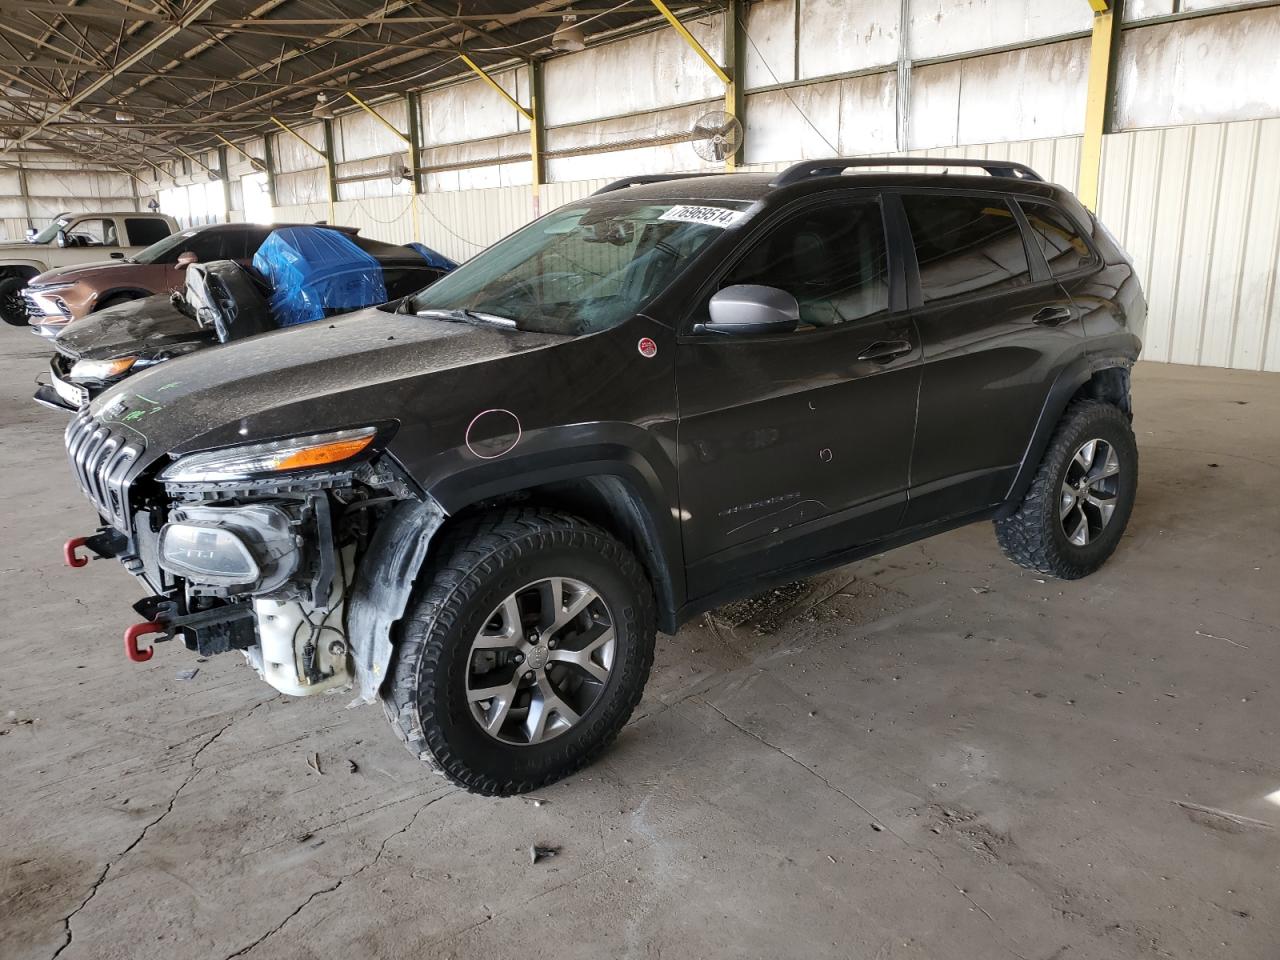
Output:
[
  {"xmin": 0, "ymin": 260, "xmax": 47, "ymax": 279},
  {"xmin": 345, "ymin": 442, "xmax": 685, "ymax": 704},
  {"xmin": 95, "ymin": 287, "xmax": 153, "ymax": 307},
  {"xmin": 996, "ymin": 352, "xmax": 1136, "ymax": 517},
  {"xmin": 428, "ymin": 439, "xmax": 684, "ymax": 628}
]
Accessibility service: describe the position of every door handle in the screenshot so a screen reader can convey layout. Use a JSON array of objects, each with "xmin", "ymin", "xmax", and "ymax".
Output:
[
  {"xmin": 857, "ymin": 339, "xmax": 914, "ymax": 363},
  {"xmin": 1032, "ymin": 305, "xmax": 1075, "ymax": 326}
]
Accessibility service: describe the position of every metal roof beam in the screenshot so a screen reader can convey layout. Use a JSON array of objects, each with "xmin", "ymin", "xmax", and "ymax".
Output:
[{"xmin": 11, "ymin": 0, "xmax": 220, "ymax": 147}]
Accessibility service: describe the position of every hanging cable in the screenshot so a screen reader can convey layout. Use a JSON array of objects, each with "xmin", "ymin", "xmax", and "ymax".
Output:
[{"xmin": 735, "ymin": 8, "xmax": 840, "ymax": 155}]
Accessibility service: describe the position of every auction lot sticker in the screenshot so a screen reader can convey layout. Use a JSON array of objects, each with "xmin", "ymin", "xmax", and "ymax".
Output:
[{"xmin": 658, "ymin": 205, "xmax": 746, "ymax": 228}]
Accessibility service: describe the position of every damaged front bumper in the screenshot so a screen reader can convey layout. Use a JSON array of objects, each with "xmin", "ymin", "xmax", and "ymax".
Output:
[{"xmin": 64, "ymin": 412, "xmax": 445, "ymax": 703}]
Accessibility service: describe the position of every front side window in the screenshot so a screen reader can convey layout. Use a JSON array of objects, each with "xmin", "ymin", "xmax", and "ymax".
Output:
[
  {"xmin": 1019, "ymin": 201, "xmax": 1095, "ymax": 277},
  {"xmin": 407, "ymin": 199, "xmax": 748, "ymax": 335},
  {"xmin": 65, "ymin": 218, "xmax": 116, "ymax": 246},
  {"xmin": 720, "ymin": 199, "xmax": 890, "ymax": 329},
  {"xmin": 133, "ymin": 228, "xmax": 233, "ymax": 265},
  {"xmin": 902, "ymin": 194, "xmax": 1031, "ymax": 303}
]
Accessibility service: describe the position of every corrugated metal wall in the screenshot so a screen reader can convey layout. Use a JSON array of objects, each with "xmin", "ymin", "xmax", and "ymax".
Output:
[{"xmin": 0, "ymin": 166, "xmax": 138, "ymax": 241}]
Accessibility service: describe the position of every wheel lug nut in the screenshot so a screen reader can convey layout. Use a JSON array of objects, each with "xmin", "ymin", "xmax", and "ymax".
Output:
[
  {"xmin": 514, "ymin": 653, "xmax": 523, "ymax": 663},
  {"xmin": 524, "ymin": 670, "xmax": 534, "ymax": 681},
  {"xmin": 547, "ymin": 639, "xmax": 557, "ymax": 649}
]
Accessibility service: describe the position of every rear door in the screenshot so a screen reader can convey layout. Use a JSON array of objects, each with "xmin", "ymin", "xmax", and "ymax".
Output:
[
  {"xmin": 676, "ymin": 192, "xmax": 920, "ymax": 599},
  {"xmin": 896, "ymin": 190, "xmax": 1085, "ymax": 526}
]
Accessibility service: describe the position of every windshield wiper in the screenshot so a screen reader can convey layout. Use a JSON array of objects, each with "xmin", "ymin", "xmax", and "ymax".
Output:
[{"xmin": 412, "ymin": 307, "xmax": 517, "ymax": 328}]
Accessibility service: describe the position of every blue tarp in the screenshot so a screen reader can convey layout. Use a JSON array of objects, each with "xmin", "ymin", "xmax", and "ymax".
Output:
[
  {"xmin": 252, "ymin": 227, "xmax": 387, "ymax": 328},
  {"xmin": 406, "ymin": 242, "xmax": 458, "ymax": 272}
]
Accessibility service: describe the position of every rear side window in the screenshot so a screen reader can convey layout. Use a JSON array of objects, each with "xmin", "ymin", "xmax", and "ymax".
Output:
[
  {"xmin": 1018, "ymin": 201, "xmax": 1095, "ymax": 276},
  {"xmin": 125, "ymin": 217, "xmax": 172, "ymax": 245},
  {"xmin": 722, "ymin": 199, "xmax": 890, "ymax": 329},
  {"xmin": 902, "ymin": 195, "xmax": 1030, "ymax": 303}
]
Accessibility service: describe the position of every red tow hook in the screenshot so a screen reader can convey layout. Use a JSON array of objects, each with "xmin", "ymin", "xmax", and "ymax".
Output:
[
  {"xmin": 64, "ymin": 536, "xmax": 90, "ymax": 568},
  {"xmin": 124, "ymin": 622, "xmax": 166, "ymax": 663}
]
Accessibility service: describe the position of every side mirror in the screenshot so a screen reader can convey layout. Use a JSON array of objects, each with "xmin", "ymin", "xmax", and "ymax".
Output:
[
  {"xmin": 697, "ymin": 284, "xmax": 800, "ymax": 336},
  {"xmin": 55, "ymin": 230, "xmax": 68, "ymax": 248},
  {"xmin": 110, "ymin": 252, "xmax": 125, "ymax": 260},
  {"xmin": 24, "ymin": 228, "xmax": 36, "ymax": 240},
  {"xmin": 176, "ymin": 251, "xmax": 199, "ymax": 269}
]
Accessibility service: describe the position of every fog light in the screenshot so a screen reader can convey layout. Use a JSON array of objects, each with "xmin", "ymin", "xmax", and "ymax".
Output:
[{"xmin": 159, "ymin": 523, "xmax": 260, "ymax": 584}]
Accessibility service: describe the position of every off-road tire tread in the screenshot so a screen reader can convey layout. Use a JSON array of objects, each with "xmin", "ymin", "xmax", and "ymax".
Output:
[
  {"xmin": 381, "ymin": 507, "xmax": 656, "ymax": 796},
  {"xmin": 994, "ymin": 400, "xmax": 1136, "ymax": 579}
]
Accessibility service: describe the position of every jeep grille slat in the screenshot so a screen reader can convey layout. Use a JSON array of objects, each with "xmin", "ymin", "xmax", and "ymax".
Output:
[{"xmin": 64, "ymin": 412, "xmax": 142, "ymax": 529}]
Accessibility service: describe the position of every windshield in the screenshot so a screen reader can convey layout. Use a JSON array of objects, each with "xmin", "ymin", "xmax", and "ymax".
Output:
[
  {"xmin": 30, "ymin": 217, "xmax": 70, "ymax": 244},
  {"xmin": 130, "ymin": 228, "xmax": 199, "ymax": 264},
  {"xmin": 406, "ymin": 198, "xmax": 751, "ymax": 335}
]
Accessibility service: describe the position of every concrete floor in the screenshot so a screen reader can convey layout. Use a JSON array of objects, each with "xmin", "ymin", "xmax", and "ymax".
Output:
[{"xmin": 1, "ymin": 324, "xmax": 1277, "ymax": 960}]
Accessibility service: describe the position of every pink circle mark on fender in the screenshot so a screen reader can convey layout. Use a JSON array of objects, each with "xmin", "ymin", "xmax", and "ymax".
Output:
[
  {"xmin": 465, "ymin": 408, "xmax": 522, "ymax": 460},
  {"xmin": 637, "ymin": 337, "xmax": 658, "ymax": 358}
]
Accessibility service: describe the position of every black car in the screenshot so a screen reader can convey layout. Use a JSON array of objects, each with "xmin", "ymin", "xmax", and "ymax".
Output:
[{"xmin": 61, "ymin": 157, "xmax": 1144, "ymax": 796}]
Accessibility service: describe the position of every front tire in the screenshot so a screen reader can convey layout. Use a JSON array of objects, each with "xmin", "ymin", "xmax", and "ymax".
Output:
[
  {"xmin": 995, "ymin": 400, "xmax": 1137, "ymax": 579},
  {"xmin": 382, "ymin": 508, "xmax": 657, "ymax": 796},
  {"xmin": 0, "ymin": 277, "xmax": 29, "ymax": 326}
]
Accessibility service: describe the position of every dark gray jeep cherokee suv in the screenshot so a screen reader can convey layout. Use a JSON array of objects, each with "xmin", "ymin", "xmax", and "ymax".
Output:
[{"xmin": 62, "ymin": 157, "xmax": 1144, "ymax": 795}]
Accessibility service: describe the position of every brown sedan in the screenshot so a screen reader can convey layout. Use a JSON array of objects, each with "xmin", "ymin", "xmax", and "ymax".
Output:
[{"xmin": 24, "ymin": 222, "xmax": 354, "ymax": 338}]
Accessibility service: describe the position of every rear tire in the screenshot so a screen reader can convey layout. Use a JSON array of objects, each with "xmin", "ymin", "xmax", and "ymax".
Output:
[
  {"xmin": 995, "ymin": 400, "xmax": 1137, "ymax": 579},
  {"xmin": 0, "ymin": 278, "xmax": 29, "ymax": 326},
  {"xmin": 382, "ymin": 508, "xmax": 657, "ymax": 796}
]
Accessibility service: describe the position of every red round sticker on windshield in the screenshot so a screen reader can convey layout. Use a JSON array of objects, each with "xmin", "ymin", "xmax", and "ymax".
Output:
[{"xmin": 637, "ymin": 337, "xmax": 658, "ymax": 358}]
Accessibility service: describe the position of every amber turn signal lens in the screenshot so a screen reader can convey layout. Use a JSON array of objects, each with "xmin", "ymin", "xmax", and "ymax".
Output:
[{"xmin": 272, "ymin": 435, "xmax": 374, "ymax": 471}]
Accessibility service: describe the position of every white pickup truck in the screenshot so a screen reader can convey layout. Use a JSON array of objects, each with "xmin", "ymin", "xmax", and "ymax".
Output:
[{"xmin": 1, "ymin": 211, "xmax": 180, "ymax": 325}]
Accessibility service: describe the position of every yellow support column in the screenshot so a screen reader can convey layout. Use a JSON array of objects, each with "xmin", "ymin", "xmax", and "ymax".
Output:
[
  {"xmin": 530, "ymin": 59, "xmax": 547, "ymax": 217},
  {"xmin": 724, "ymin": 0, "xmax": 745, "ymax": 169},
  {"xmin": 1079, "ymin": 0, "xmax": 1117, "ymax": 212}
]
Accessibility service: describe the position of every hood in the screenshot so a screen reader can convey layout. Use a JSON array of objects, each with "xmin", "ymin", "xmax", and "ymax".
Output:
[
  {"xmin": 32, "ymin": 259, "xmax": 136, "ymax": 286},
  {"xmin": 91, "ymin": 306, "xmax": 566, "ymax": 463},
  {"xmin": 55, "ymin": 293, "xmax": 210, "ymax": 362}
]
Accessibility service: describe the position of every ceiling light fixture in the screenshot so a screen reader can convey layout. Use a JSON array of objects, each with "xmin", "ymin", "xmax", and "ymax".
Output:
[
  {"xmin": 311, "ymin": 92, "xmax": 337, "ymax": 120},
  {"xmin": 552, "ymin": 14, "xmax": 586, "ymax": 53}
]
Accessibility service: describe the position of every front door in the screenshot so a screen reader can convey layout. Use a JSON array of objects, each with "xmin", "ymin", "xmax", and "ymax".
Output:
[{"xmin": 676, "ymin": 195, "xmax": 921, "ymax": 600}]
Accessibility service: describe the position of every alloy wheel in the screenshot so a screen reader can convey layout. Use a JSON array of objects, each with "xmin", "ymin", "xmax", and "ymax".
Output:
[
  {"xmin": 1060, "ymin": 438, "xmax": 1121, "ymax": 546},
  {"xmin": 466, "ymin": 577, "xmax": 615, "ymax": 745}
]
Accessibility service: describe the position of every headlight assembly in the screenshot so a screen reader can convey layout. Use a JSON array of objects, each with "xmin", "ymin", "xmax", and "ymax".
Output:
[
  {"xmin": 159, "ymin": 426, "xmax": 377, "ymax": 483},
  {"xmin": 159, "ymin": 523, "xmax": 260, "ymax": 584},
  {"xmin": 69, "ymin": 356, "xmax": 136, "ymax": 380}
]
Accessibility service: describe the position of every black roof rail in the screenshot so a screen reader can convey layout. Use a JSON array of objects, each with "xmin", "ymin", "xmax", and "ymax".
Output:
[
  {"xmin": 769, "ymin": 156, "xmax": 1043, "ymax": 188},
  {"xmin": 591, "ymin": 173, "xmax": 728, "ymax": 195}
]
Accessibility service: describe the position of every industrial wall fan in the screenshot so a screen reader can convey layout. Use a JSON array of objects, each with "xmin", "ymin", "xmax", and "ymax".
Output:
[
  {"xmin": 690, "ymin": 110, "xmax": 743, "ymax": 163},
  {"xmin": 388, "ymin": 152, "xmax": 412, "ymax": 185}
]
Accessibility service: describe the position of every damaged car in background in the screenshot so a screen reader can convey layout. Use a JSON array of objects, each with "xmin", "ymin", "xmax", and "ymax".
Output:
[
  {"xmin": 60, "ymin": 158, "xmax": 1144, "ymax": 797},
  {"xmin": 35, "ymin": 226, "xmax": 456, "ymax": 411},
  {"xmin": 21, "ymin": 221, "xmax": 386, "ymax": 338}
]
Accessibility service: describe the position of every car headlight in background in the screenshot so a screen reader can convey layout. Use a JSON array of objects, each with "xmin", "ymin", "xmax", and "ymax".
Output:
[
  {"xmin": 159, "ymin": 426, "xmax": 377, "ymax": 483},
  {"xmin": 69, "ymin": 356, "xmax": 137, "ymax": 380}
]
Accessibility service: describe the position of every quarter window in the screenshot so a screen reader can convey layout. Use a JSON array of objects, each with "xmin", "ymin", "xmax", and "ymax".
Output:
[
  {"xmin": 1019, "ymin": 201, "xmax": 1094, "ymax": 277},
  {"xmin": 902, "ymin": 195, "xmax": 1031, "ymax": 303},
  {"xmin": 124, "ymin": 218, "xmax": 172, "ymax": 246},
  {"xmin": 722, "ymin": 200, "xmax": 890, "ymax": 329}
]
